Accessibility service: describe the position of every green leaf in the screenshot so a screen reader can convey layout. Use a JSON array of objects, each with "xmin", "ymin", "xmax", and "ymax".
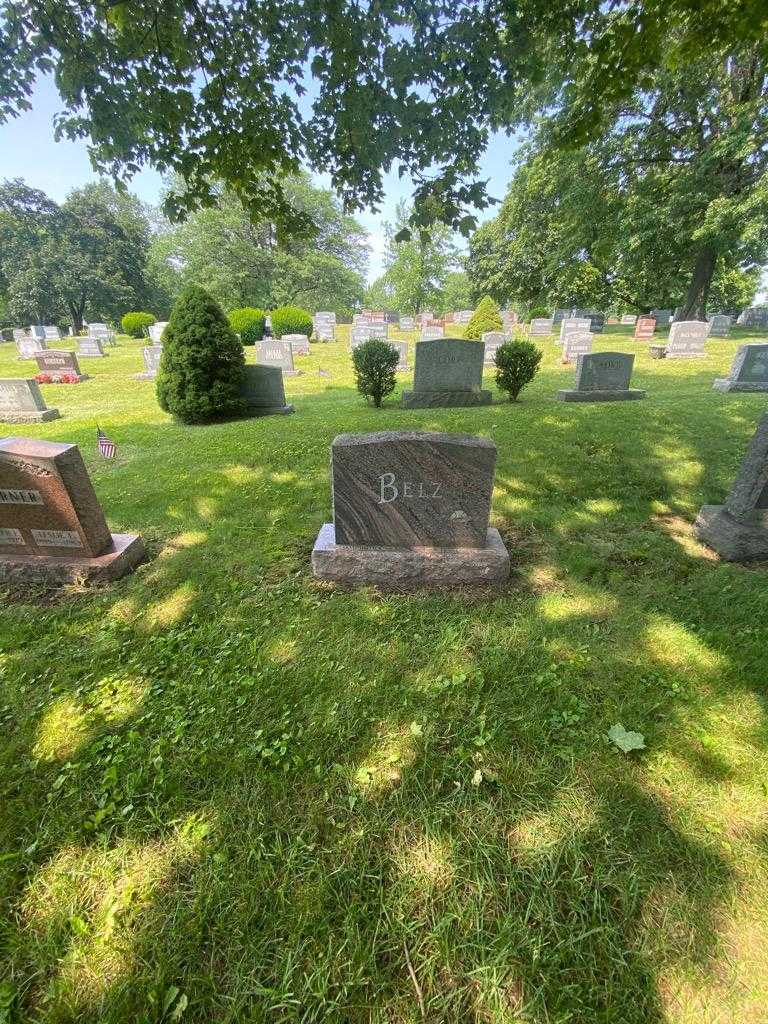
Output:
[{"xmin": 607, "ymin": 724, "xmax": 646, "ymax": 753}]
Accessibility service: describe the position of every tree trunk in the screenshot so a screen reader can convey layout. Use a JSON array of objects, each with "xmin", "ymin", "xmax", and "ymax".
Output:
[{"xmin": 679, "ymin": 247, "xmax": 716, "ymax": 320}]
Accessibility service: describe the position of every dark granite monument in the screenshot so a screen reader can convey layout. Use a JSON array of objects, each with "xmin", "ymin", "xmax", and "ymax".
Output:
[
  {"xmin": 557, "ymin": 352, "xmax": 646, "ymax": 402},
  {"xmin": 0, "ymin": 379, "xmax": 60, "ymax": 422},
  {"xmin": 0, "ymin": 437, "xmax": 145, "ymax": 584},
  {"xmin": 35, "ymin": 350, "xmax": 86, "ymax": 381},
  {"xmin": 241, "ymin": 365, "xmax": 294, "ymax": 416},
  {"xmin": 402, "ymin": 338, "xmax": 491, "ymax": 408},
  {"xmin": 713, "ymin": 344, "xmax": 768, "ymax": 393},
  {"xmin": 311, "ymin": 430, "xmax": 510, "ymax": 587},
  {"xmin": 708, "ymin": 314, "xmax": 731, "ymax": 338},
  {"xmin": 694, "ymin": 414, "xmax": 768, "ymax": 561}
]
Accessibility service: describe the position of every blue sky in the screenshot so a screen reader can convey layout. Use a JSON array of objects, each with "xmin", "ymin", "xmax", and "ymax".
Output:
[{"xmin": 0, "ymin": 76, "xmax": 521, "ymax": 282}]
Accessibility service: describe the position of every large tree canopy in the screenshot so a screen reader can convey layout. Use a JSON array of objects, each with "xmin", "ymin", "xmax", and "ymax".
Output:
[
  {"xmin": 468, "ymin": 46, "xmax": 768, "ymax": 318},
  {"xmin": 1, "ymin": 1, "xmax": 765, "ymax": 231}
]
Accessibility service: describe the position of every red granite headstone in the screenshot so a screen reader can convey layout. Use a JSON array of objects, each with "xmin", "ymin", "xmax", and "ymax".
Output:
[{"xmin": 634, "ymin": 317, "xmax": 656, "ymax": 340}]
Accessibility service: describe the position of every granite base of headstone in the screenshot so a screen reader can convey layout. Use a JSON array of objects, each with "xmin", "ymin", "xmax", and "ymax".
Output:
[
  {"xmin": 557, "ymin": 352, "xmax": 646, "ymax": 402},
  {"xmin": 402, "ymin": 338, "xmax": 491, "ymax": 408},
  {"xmin": 713, "ymin": 344, "xmax": 768, "ymax": 392},
  {"xmin": 0, "ymin": 437, "xmax": 145, "ymax": 585},
  {"xmin": 694, "ymin": 414, "xmax": 768, "ymax": 561},
  {"xmin": 242, "ymin": 365, "xmax": 294, "ymax": 416},
  {"xmin": 311, "ymin": 431, "xmax": 510, "ymax": 589},
  {"xmin": 0, "ymin": 379, "xmax": 60, "ymax": 422}
]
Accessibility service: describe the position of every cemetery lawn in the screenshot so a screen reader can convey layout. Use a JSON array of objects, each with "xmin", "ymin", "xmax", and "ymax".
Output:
[{"xmin": 3, "ymin": 327, "xmax": 768, "ymax": 1024}]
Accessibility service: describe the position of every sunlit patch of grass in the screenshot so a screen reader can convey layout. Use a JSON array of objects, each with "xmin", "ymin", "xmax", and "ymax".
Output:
[
  {"xmin": 352, "ymin": 724, "xmax": 419, "ymax": 794},
  {"xmin": 644, "ymin": 617, "xmax": 727, "ymax": 673},
  {"xmin": 265, "ymin": 637, "xmax": 298, "ymax": 664},
  {"xmin": 391, "ymin": 826, "xmax": 455, "ymax": 892},
  {"xmin": 142, "ymin": 582, "xmax": 197, "ymax": 627},
  {"xmin": 32, "ymin": 698, "xmax": 89, "ymax": 761},
  {"xmin": 158, "ymin": 529, "xmax": 208, "ymax": 559},
  {"xmin": 507, "ymin": 786, "xmax": 601, "ymax": 856},
  {"xmin": 537, "ymin": 588, "xmax": 618, "ymax": 622}
]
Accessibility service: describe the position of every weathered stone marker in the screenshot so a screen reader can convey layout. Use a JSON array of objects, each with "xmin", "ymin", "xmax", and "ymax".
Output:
[
  {"xmin": 738, "ymin": 306, "xmax": 768, "ymax": 328},
  {"xmin": 708, "ymin": 314, "xmax": 731, "ymax": 338},
  {"xmin": 562, "ymin": 331, "xmax": 593, "ymax": 364},
  {"xmin": 283, "ymin": 333, "xmax": 310, "ymax": 356},
  {"xmin": 634, "ymin": 316, "xmax": 656, "ymax": 340},
  {"xmin": 529, "ymin": 318, "xmax": 554, "ymax": 336},
  {"xmin": 621, "ymin": 315, "xmax": 637, "ymax": 325},
  {"xmin": 148, "ymin": 322, "xmax": 168, "ymax": 345},
  {"xmin": 0, "ymin": 437, "xmax": 145, "ymax": 584},
  {"xmin": 713, "ymin": 344, "xmax": 768, "ymax": 393},
  {"xmin": 78, "ymin": 337, "xmax": 106, "ymax": 358},
  {"xmin": 557, "ymin": 352, "xmax": 645, "ymax": 402},
  {"xmin": 666, "ymin": 321, "xmax": 708, "ymax": 357},
  {"xmin": 399, "ymin": 316, "xmax": 415, "ymax": 331},
  {"xmin": 694, "ymin": 414, "xmax": 768, "ymax": 561},
  {"xmin": 420, "ymin": 325, "xmax": 444, "ymax": 341},
  {"xmin": 388, "ymin": 339, "xmax": 409, "ymax": 371},
  {"xmin": 560, "ymin": 317, "xmax": 591, "ymax": 342},
  {"xmin": 402, "ymin": 338, "xmax": 491, "ymax": 408},
  {"xmin": 256, "ymin": 339, "xmax": 300, "ymax": 376},
  {"xmin": 650, "ymin": 308, "xmax": 672, "ymax": 326},
  {"xmin": 34, "ymin": 350, "xmax": 86, "ymax": 381},
  {"xmin": 0, "ymin": 379, "xmax": 60, "ymax": 422},
  {"xmin": 17, "ymin": 337, "xmax": 45, "ymax": 359},
  {"xmin": 482, "ymin": 331, "xmax": 509, "ymax": 365},
  {"xmin": 241, "ymin": 365, "xmax": 294, "ymax": 416},
  {"xmin": 311, "ymin": 430, "xmax": 510, "ymax": 587},
  {"xmin": 135, "ymin": 346, "xmax": 163, "ymax": 381}
]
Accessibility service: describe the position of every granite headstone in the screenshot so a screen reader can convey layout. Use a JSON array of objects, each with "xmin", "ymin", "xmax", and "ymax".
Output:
[
  {"xmin": 0, "ymin": 379, "xmax": 60, "ymax": 422},
  {"xmin": 708, "ymin": 314, "xmax": 731, "ymax": 338},
  {"xmin": 402, "ymin": 338, "xmax": 491, "ymax": 408},
  {"xmin": 420, "ymin": 326, "xmax": 444, "ymax": 341},
  {"xmin": 78, "ymin": 337, "xmax": 106, "ymax": 358},
  {"xmin": 634, "ymin": 316, "xmax": 656, "ymax": 340},
  {"xmin": 562, "ymin": 331, "xmax": 593, "ymax": 363},
  {"xmin": 667, "ymin": 321, "xmax": 708, "ymax": 357},
  {"xmin": 283, "ymin": 333, "xmax": 310, "ymax": 356},
  {"xmin": 482, "ymin": 331, "xmax": 509, "ymax": 365},
  {"xmin": 135, "ymin": 346, "xmax": 163, "ymax": 381},
  {"xmin": 35, "ymin": 350, "xmax": 85, "ymax": 381},
  {"xmin": 241, "ymin": 365, "xmax": 294, "ymax": 416},
  {"xmin": 557, "ymin": 352, "xmax": 645, "ymax": 402},
  {"xmin": 713, "ymin": 344, "xmax": 768, "ymax": 393},
  {"xmin": 529, "ymin": 318, "xmax": 554, "ymax": 336},
  {"xmin": 17, "ymin": 337, "xmax": 45, "ymax": 359},
  {"xmin": 256, "ymin": 339, "xmax": 299, "ymax": 375}
]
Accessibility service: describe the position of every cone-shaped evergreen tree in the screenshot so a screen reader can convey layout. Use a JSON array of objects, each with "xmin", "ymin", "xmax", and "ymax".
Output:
[
  {"xmin": 157, "ymin": 285, "xmax": 247, "ymax": 423},
  {"xmin": 464, "ymin": 296, "xmax": 503, "ymax": 339}
]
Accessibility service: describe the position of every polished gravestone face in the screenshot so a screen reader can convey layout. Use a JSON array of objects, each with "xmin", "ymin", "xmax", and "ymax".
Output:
[
  {"xmin": 708, "ymin": 314, "xmax": 731, "ymax": 338},
  {"xmin": 0, "ymin": 379, "xmax": 60, "ymax": 422},
  {"xmin": 732, "ymin": 344, "xmax": 768, "ymax": 383},
  {"xmin": 560, "ymin": 318, "xmax": 591, "ymax": 340},
  {"xmin": 411, "ymin": 338, "xmax": 483, "ymax": 392},
  {"xmin": 36, "ymin": 350, "xmax": 83, "ymax": 378},
  {"xmin": 634, "ymin": 317, "xmax": 656, "ymax": 339},
  {"xmin": 256, "ymin": 339, "xmax": 295, "ymax": 373},
  {"xmin": 575, "ymin": 352, "xmax": 634, "ymax": 391},
  {"xmin": 283, "ymin": 333, "xmax": 310, "ymax": 355},
  {"xmin": 241, "ymin": 364, "xmax": 293, "ymax": 416},
  {"xmin": 78, "ymin": 337, "xmax": 105, "ymax": 358},
  {"xmin": 331, "ymin": 431, "xmax": 496, "ymax": 549},
  {"xmin": 562, "ymin": 331, "xmax": 592, "ymax": 362}
]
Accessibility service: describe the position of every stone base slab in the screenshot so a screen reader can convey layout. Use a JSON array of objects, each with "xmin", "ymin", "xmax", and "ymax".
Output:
[
  {"xmin": 283, "ymin": 370, "xmax": 302, "ymax": 377},
  {"xmin": 311, "ymin": 523, "xmax": 509, "ymax": 588},
  {"xmin": 247, "ymin": 403, "xmax": 294, "ymax": 417},
  {"xmin": 694, "ymin": 505, "xmax": 768, "ymax": 562},
  {"xmin": 556, "ymin": 388, "xmax": 646, "ymax": 402},
  {"xmin": 134, "ymin": 372, "xmax": 156, "ymax": 381},
  {"xmin": 0, "ymin": 408, "xmax": 60, "ymax": 423},
  {"xmin": 0, "ymin": 533, "xmax": 146, "ymax": 586},
  {"xmin": 402, "ymin": 389, "xmax": 492, "ymax": 408},
  {"xmin": 712, "ymin": 379, "xmax": 768, "ymax": 393}
]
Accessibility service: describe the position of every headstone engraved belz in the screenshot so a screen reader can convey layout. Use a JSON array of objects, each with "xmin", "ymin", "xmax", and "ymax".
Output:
[
  {"xmin": 0, "ymin": 379, "xmax": 60, "ymax": 422},
  {"xmin": 135, "ymin": 346, "xmax": 163, "ymax": 381},
  {"xmin": 713, "ymin": 344, "xmax": 768, "ymax": 393},
  {"xmin": 402, "ymin": 338, "xmax": 491, "ymax": 408},
  {"xmin": 256, "ymin": 339, "xmax": 300, "ymax": 376},
  {"xmin": 557, "ymin": 352, "xmax": 645, "ymax": 402},
  {"xmin": 0, "ymin": 437, "xmax": 145, "ymax": 584},
  {"xmin": 562, "ymin": 331, "xmax": 593, "ymax": 364},
  {"xmin": 694, "ymin": 414, "xmax": 768, "ymax": 560},
  {"xmin": 634, "ymin": 316, "xmax": 656, "ymax": 340},
  {"xmin": 241, "ymin": 365, "xmax": 294, "ymax": 416},
  {"xmin": 311, "ymin": 430, "xmax": 510, "ymax": 587}
]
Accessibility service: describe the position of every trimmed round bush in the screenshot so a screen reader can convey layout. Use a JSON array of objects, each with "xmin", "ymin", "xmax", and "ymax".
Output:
[
  {"xmin": 156, "ymin": 285, "xmax": 246, "ymax": 424},
  {"xmin": 122, "ymin": 311, "xmax": 156, "ymax": 338},
  {"xmin": 352, "ymin": 338, "xmax": 399, "ymax": 408},
  {"xmin": 494, "ymin": 339, "xmax": 542, "ymax": 402},
  {"xmin": 464, "ymin": 296, "xmax": 503, "ymax": 340},
  {"xmin": 270, "ymin": 305, "xmax": 312, "ymax": 338},
  {"xmin": 228, "ymin": 307, "xmax": 266, "ymax": 344}
]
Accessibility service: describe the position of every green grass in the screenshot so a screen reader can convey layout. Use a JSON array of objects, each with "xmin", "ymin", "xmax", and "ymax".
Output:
[{"xmin": 1, "ymin": 326, "xmax": 768, "ymax": 1023}]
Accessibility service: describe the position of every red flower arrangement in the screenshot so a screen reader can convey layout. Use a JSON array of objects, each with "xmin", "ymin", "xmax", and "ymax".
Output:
[{"xmin": 35, "ymin": 373, "xmax": 81, "ymax": 384}]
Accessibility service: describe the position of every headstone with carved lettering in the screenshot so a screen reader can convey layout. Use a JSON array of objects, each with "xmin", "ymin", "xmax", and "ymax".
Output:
[
  {"xmin": 694, "ymin": 414, "xmax": 768, "ymax": 560},
  {"xmin": 713, "ymin": 344, "xmax": 768, "ymax": 393},
  {"xmin": 0, "ymin": 379, "xmax": 60, "ymax": 422},
  {"xmin": 16, "ymin": 336, "xmax": 45, "ymax": 360},
  {"xmin": 666, "ymin": 321, "xmax": 708, "ymax": 357},
  {"xmin": 135, "ymin": 346, "xmax": 163, "ymax": 381},
  {"xmin": 557, "ymin": 352, "xmax": 645, "ymax": 402},
  {"xmin": 529, "ymin": 318, "xmax": 554, "ymax": 336},
  {"xmin": 43, "ymin": 326, "xmax": 61, "ymax": 341},
  {"xmin": 482, "ymin": 331, "xmax": 509, "ymax": 365},
  {"xmin": 403, "ymin": 338, "xmax": 491, "ymax": 408},
  {"xmin": 562, "ymin": 332, "xmax": 593, "ymax": 364},
  {"xmin": 368, "ymin": 322, "xmax": 389, "ymax": 340},
  {"xmin": 312, "ymin": 430, "xmax": 509, "ymax": 587},
  {"xmin": 737, "ymin": 306, "xmax": 768, "ymax": 328},
  {"xmin": 0, "ymin": 437, "xmax": 145, "ymax": 584},
  {"xmin": 399, "ymin": 316, "xmax": 415, "ymax": 331},
  {"xmin": 35, "ymin": 350, "xmax": 86, "ymax": 381},
  {"xmin": 282, "ymin": 333, "xmax": 310, "ymax": 356},
  {"xmin": 560, "ymin": 318, "xmax": 591, "ymax": 342},
  {"xmin": 707, "ymin": 314, "xmax": 731, "ymax": 338},
  {"xmin": 420, "ymin": 325, "xmax": 444, "ymax": 341},
  {"xmin": 650, "ymin": 308, "xmax": 672, "ymax": 327},
  {"xmin": 634, "ymin": 316, "xmax": 656, "ymax": 340},
  {"xmin": 78, "ymin": 337, "xmax": 106, "ymax": 358},
  {"xmin": 313, "ymin": 312, "xmax": 336, "ymax": 342},
  {"xmin": 256, "ymin": 339, "xmax": 300, "ymax": 375}
]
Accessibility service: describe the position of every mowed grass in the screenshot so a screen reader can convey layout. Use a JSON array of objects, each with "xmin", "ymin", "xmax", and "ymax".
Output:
[{"xmin": 1, "ymin": 325, "xmax": 768, "ymax": 1024}]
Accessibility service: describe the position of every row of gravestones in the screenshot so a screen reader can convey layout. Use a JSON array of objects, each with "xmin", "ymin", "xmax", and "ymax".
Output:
[
  {"xmin": 4, "ymin": 338, "xmax": 768, "ymax": 426},
  {"xmin": 2, "ymin": 412, "xmax": 766, "ymax": 590}
]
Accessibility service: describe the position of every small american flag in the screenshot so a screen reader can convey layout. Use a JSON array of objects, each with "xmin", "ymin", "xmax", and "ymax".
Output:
[{"xmin": 97, "ymin": 426, "xmax": 117, "ymax": 459}]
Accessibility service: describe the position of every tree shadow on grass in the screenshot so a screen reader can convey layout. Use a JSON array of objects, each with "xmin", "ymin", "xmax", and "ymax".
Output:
[{"xmin": 1, "ymin": 375, "xmax": 767, "ymax": 1021}]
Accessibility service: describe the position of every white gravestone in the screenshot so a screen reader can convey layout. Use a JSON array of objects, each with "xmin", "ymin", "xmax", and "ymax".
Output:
[
  {"xmin": 562, "ymin": 332, "xmax": 593, "ymax": 363},
  {"xmin": 481, "ymin": 331, "xmax": 509, "ymax": 365},
  {"xmin": 667, "ymin": 321, "xmax": 708, "ymax": 357}
]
